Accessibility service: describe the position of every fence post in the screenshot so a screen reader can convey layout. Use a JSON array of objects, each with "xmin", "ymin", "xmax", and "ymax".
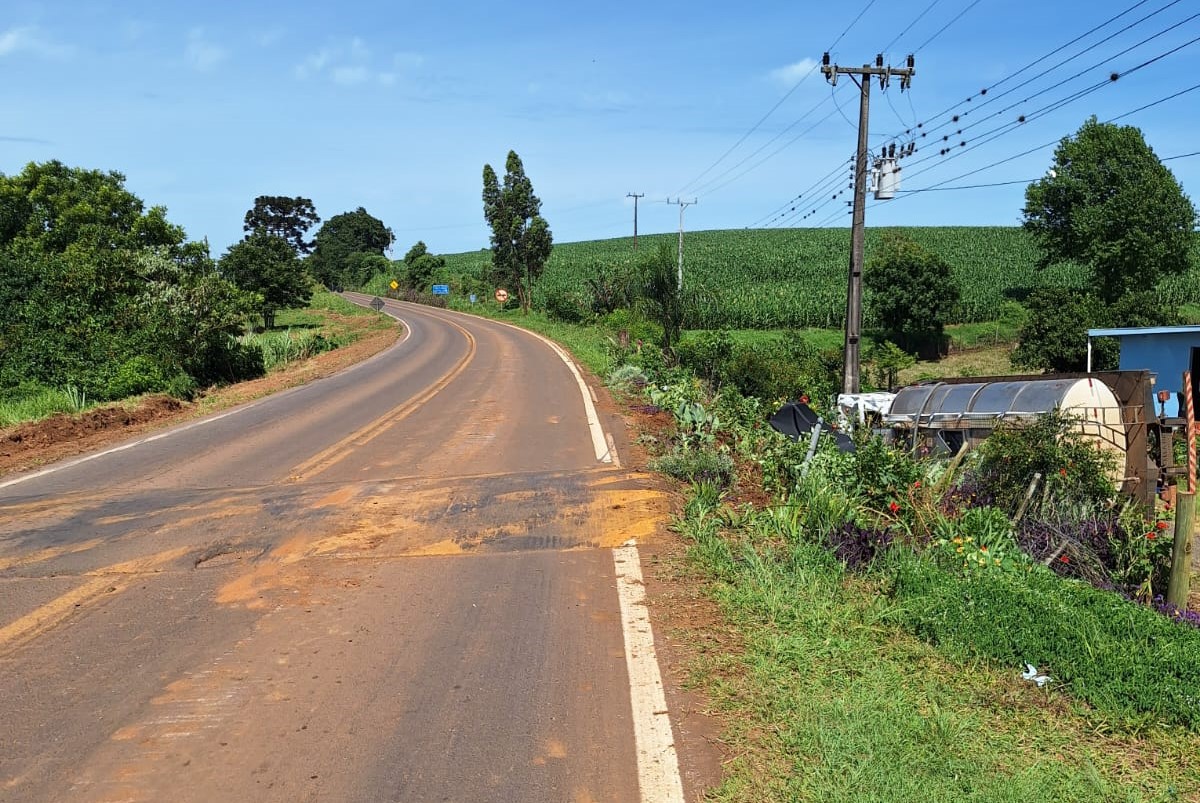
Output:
[
  {"xmin": 1167, "ymin": 371, "xmax": 1196, "ymax": 608},
  {"xmin": 1168, "ymin": 492, "xmax": 1195, "ymax": 608}
]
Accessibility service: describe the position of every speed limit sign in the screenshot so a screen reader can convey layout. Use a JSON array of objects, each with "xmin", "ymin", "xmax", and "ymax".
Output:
[{"xmin": 494, "ymin": 288, "xmax": 509, "ymax": 303}]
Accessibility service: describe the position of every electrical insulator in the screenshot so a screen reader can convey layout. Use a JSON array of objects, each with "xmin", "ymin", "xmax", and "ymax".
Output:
[{"xmin": 822, "ymin": 52, "xmax": 830, "ymax": 66}]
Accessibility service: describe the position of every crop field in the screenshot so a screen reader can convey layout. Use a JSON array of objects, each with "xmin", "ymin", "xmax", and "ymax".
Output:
[{"xmin": 435, "ymin": 227, "xmax": 1200, "ymax": 330}]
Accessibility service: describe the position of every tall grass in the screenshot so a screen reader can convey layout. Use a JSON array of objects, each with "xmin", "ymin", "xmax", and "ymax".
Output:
[
  {"xmin": 239, "ymin": 328, "xmax": 334, "ymax": 372},
  {"xmin": 0, "ymin": 385, "xmax": 91, "ymax": 427}
]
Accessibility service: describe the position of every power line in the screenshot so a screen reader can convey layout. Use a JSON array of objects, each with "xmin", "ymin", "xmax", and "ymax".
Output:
[
  {"xmin": 880, "ymin": 80, "xmax": 1200, "ymax": 202},
  {"xmin": 913, "ymin": 0, "xmax": 985, "ymax": 51},
  {"xmin": 747, "ymin": 0, "xmax": 984, "ymax": 228},
  {"xmin": 673, "ymin": 0, "xmax": 879, "ymax": 195},
  {"xmin": 748, "ymin": 157, "xmax": 853, "ymax": 227},
  {"xmin": 888, "ymin": 26, "xmax": 1200, "ymax": 181},
  {"xmin": 880, "ymin": 0, "xmax": 1174, "ymax": 149}
]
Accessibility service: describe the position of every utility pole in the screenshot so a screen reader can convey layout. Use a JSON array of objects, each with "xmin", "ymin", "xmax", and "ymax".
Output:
[
  {"xmin": 821, "ymin": 52, "xmax": 914, "ymax": 395},
  {"xmin": 666, "ymin": 198, "xmax": 697, "ymax": 290},
  {"xmin": 626, "ymin": 192, "xmax": 644, "ymax": 250}
]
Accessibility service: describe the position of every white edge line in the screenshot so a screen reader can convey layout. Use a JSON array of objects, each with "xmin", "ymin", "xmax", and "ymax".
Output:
[
  {"xmin": 613, "ymin": 543, "xmax": 685, "ymax": 803},
  {"xmin": 402, "ymin": 302, "xmax": 616, "ymax": 465},
  {"xmin": 0, "ymin": 311, "xmax": 413, "ymax": 492}
]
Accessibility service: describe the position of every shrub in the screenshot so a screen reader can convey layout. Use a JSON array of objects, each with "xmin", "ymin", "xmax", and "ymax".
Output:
[
  {"xmin": 675, "ymin": 330, "xmax": 735, "ymax": 386},
  {"xmin": 541, "ymin": 284, "xmax": 592, "ymax": 324},
  {"xmin": 971, "ymin": 410, "xmax": 1117, "ymax": 514},
  {"xmin": 105, "ymin": 355, "xmax": 169, "ymax": 399},
  {"xmin": 650, "ymin": 445, "xmax": 735, "ymax": 487},
  {"xmin": 828, "ymin": 522, "xmax": 895, "ymax": 570}
]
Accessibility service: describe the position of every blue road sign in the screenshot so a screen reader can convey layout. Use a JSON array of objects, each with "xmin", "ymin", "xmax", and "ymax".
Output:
[{"xmin": 432, "ymin": 284, "xmax": 450, "ymax": 295}]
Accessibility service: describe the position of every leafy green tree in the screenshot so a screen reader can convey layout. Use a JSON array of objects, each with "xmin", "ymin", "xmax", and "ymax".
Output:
[
  {"xmin": 0, "ymin": 161, "xmax": 257, "ymax": 399},
  {"xmin": 308, "ymin": 207, "xmax": 394, "ymax": 289},
  {"xmin": 1023, "ymin": 117, "xmax": 1197, "ymax": 303},
  {"xmin": 482, "ymin": 151, "xmax": 553, "ymax": 313},
  {"xmin": 219, "ymin": 231, "xmax": 312, "ymax": 328},
  {"xmin": 1014, "ymin": 287, "xmax": 1180, "ymax": 373},
  {"xmin": 0, "ymin": 160, "xmax": 185, "ymax": 254},
  {"xmin": 863, "ymin": 232, "xmax": 960, "ymax": 358},
  {"xmin": 401, "ymin": 240, "xmax": 445, "ymax": 290},
  {"xmin": 866, "ymin": 341, "xmax": 915, "ymax": 391},
  {"xmin": 243, "ymin": 196, "xmax": 320, "ymax": 255}
]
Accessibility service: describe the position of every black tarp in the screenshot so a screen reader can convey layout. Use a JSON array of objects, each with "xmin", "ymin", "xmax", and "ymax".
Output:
[{"xmin": 768, "ymin": 401, "xmax": 855, "ymax": 452}]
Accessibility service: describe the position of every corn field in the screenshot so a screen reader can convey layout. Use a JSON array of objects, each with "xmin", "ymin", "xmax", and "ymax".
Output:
[{"xmin": 439, "ymin": 227, "xmax": 1200, "ymax": 329}]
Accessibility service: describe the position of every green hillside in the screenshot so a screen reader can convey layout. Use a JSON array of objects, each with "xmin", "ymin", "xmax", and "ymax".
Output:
[{"xmin": 426, "ymin": 226, "xmax": 1199, "ymax": 330}]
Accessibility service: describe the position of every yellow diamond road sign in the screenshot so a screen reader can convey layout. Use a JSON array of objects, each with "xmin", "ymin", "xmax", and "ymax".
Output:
[{"xmin": 389, "ymin": 280, "xmax": 399, "ymax": 290}]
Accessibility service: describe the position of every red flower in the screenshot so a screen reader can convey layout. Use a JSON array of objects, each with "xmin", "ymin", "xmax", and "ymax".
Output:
[
  {"xmin": 1059, "ymin": 555, "xmax": 1070, "ymax": 564},
  {"xmin": 1146, "ymin": 532, "xmax": 1157, "ymax": 541},
  {"xmin": 888, "ymin": 501, "xmax": 900, "ymax": 514},
  {"xmin": 1156, "ymin": 520, "xmax": 1170, "ymax": 531},
  {"xmin": 1059, "ymin": 468, "xmax": 1068, "ymax": 477},
  {"xmin": 912, "ymin": 480, "xmax": 922, "ymax": 489}
]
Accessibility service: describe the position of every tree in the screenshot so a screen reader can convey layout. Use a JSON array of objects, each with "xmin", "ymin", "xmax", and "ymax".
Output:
[
  {"xmin": 307, "ymin": 207, "xmax": 394, "ymax": 289},
  {"xmin": 1023, "ymin": 117, "xmax": 1197, "ymax": 303},
  {"xmin": 482, "ymin": 151, "xmax": 553, "ymax": 313},
  {"xmin": 637, "ymin": 242, "xmax": 684, "ymax": 357},
  {"xmin": 0, "ymin": 161, "xmax": 258, "ymax": 399},
  {"xmin": 863, "ymin": 232, "xmax": 960, "ymax": 358},
  {"xmin": 401, "ymin": 240, "xmax": 445, "ymax": 290},
  {"xmin": 0, "ymin": 160, "xmax": 185, "ymax": 254},
  {"xmin": 243, "ymin": 196, "xmax": 320, "ymax": 255},
  {"xmin": 1014, "ymin": 287, "xmax": 1179, "ymax": 373},
  {"xmin": 866, "ymin": 341, "xmax": 915, "ymax": 391},
  {"xmin": 219, "ymin": 231, "xmax": 312, "ymax": 328}
]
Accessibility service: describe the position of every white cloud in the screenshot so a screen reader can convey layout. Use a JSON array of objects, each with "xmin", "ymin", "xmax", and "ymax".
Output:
[
  {"xmin": 295, "ymin": 38, "xmax": 422, "ymax": 87},
  {"xmin": 768, "ymin": 57, "xmax": 819, "ymax": 87},
  {"xmin": 332, "ymin": 66, "xmax": 369, "ymax": 85},
  {"xmin": 186, "ymin": 28, "xmax": 227, "ymax": 71},
  {"xmin": 0, "ymin": 26, "xmax": 73, "ymax": 59}
]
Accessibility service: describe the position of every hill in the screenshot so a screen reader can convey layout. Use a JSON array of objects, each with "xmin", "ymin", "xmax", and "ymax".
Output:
[{"xmin": 421, "ymin": 227, "xmax": 1199, "ymax": 330}]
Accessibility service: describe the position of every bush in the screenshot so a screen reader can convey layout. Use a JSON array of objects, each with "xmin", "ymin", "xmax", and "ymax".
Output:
[
  {"xmin": 650, "ymin": 445, "xmax": 735, "ymax": 487},
  {"xmin": 105, "ymin": 355, "xmax": 169, "ymax": 399},
  {"xmin": 971, "ymin": 410, "xmax": 1117, "ymax": 514},
  {"xmin": 890, "ymin": 551, "xmax": 1200, "ymax": 730},
  {"xmin": 675, "ymin": 330, "xmax": 735, "ymax": 385},
  {"xmin": 542, "ymin": 284, "xmax": 592, "ymax": 324}
]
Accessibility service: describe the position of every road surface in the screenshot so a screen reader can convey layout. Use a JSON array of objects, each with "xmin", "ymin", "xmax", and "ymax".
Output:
[{"xmin": 0, "ymin": 298, "xmax": 692, "ymax": 802}]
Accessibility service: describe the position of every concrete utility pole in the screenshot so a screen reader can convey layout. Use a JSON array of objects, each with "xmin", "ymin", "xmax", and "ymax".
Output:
[
  {"xmin": 666, "ymin": 198, "xmax": 697, "ymax": 290},
  {"xmin": 626, "ymin": 193, "xmax": 644, "ymax": 250},
  {"xmin": 821, "ymin": 52, "xmax": 914, "ymax": 395}
]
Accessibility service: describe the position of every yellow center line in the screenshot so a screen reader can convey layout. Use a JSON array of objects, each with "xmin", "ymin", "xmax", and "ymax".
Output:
[
  {"xmin": 0, "ymin": 546, "xmax": 191, "ymax": 655},
  {"xmin": 288, "ymin": 316, "xmax": 477, "ymax": 481}
]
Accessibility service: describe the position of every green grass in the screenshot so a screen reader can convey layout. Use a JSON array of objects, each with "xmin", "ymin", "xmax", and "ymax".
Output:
[
  {"xmin": 441, "ymin": 299, "xmax": 616, "ymax": 377},
  {"xmin": 0, "ymin": 385, "xmax": 90, "ymax": 427},
  {"xmin": 677, "ymin": 502, "xmax": 1200, "ymax": 801}
]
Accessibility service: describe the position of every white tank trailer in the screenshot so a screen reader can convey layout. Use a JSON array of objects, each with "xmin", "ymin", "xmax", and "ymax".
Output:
[{"xmin": 882, "ymin": 371, "xmax": 1179, "ymax": 505}]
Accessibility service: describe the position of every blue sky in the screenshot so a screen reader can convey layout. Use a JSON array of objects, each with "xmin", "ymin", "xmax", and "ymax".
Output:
[{"xmin": 2, "ymin": 0, "xmax": 1197, "ymax": 256}]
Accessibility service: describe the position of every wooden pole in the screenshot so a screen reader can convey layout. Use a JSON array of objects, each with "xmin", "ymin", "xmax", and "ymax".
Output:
[
  {"xmin": 1168, "ymin": 492, "xmax": 1194, "ymax": 607},
  {"xmin": 1167, "ymin": 372, "xmax": 1196, "ymax": 607}
]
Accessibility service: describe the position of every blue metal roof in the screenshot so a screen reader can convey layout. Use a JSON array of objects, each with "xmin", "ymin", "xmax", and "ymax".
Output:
[{"xmin": 1087, "ymin": 325, "xmax": 1200, "ymax": 338}]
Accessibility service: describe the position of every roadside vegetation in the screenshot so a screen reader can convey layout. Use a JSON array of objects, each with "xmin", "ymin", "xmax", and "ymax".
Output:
[{"xmin": 350, "ymin": 117, "xmax": 1200, "ymax": 798}]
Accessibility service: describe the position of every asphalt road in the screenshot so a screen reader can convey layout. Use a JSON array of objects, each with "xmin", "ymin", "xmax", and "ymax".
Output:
[{"xmin": 0, "ymin": 298, "xmax": 688, "ymax": 802}]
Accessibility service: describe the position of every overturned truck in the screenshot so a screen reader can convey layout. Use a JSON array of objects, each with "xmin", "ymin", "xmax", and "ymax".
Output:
[{"xmin": 882, "ymin": 371, "xmax": 1192, "ymax": 506}]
